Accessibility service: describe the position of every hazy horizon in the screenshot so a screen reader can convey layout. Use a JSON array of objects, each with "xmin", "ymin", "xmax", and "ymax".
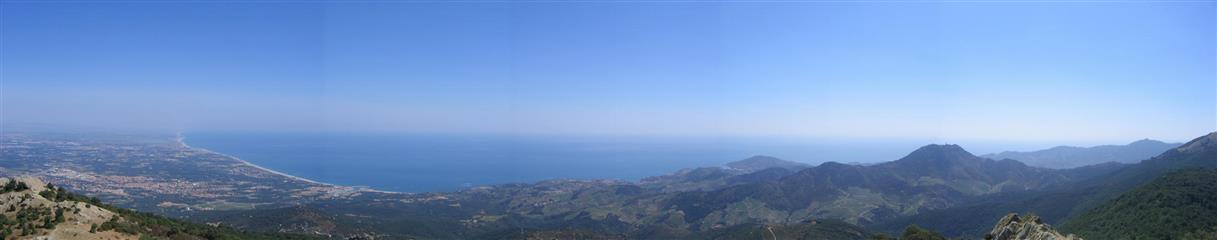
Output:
[
  {"xmin": 3, "ymin": 2, "xmax": 1215, "ymax": 142},
  {"xmin": 1, "ymin": 122, "xmax": 1194, "ymax": 158}
]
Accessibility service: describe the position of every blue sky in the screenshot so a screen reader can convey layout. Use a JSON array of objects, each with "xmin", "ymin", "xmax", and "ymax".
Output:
[{"xmin": 2, "ymin": 2, "xmax": 1214, "ymax": 142}]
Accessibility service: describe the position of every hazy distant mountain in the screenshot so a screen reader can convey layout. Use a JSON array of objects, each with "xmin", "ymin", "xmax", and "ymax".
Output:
[
  {"xmin": 724, "ymin": 155, "xmax": 810, "ymax": 172},
  {"xmin": 640, "ymin": 155, "xmax": 807, "ymax": 192},
  {"xmin": 981, "ymin": 139, "xmax": 1181, "ymax": 169}
]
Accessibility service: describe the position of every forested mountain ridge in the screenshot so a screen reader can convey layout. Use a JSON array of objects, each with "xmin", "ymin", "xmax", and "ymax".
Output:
[
  {"xmin": 663, "ymin": 144, "xmax": 1096, "ymax": 230},
  {"xmin": 1061, "ymin": 168, "xmax": 1217, "ymax": 240},
  {"xmin": 871, "ymin": 132, "xmax": 1217, "ymax": 238}
]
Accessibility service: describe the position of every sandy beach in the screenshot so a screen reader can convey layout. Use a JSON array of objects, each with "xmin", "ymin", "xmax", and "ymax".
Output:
[
  {"xmin": 174, "ymin": 133, "xmax": 407, "ymax": 195},
  {"xmin": 174, "ymin": 133, "xmax": 340, "ymax": 187}
]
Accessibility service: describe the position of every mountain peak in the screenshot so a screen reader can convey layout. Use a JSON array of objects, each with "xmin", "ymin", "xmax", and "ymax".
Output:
[
  {"xmin": 918, "ymin": 143, "xmax": 968, "ymax": 151},
  {"xmin": 738, "ymin": 155, "xmax": 782, "ymax": 162},
  {"xmin": 909, "ymin": 144, "xmax": 973, "ymax": 157},
  {"xmin": 892, "ymin": 144, "xmax": 979, "ymax": 166},
  {"xmin": 1129, "ymin": 139, "xmax": 1167, "ymax": 146}
]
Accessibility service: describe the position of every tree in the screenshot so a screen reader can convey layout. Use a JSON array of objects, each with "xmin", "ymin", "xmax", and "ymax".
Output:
[
  {"xmin": 42, "ymin": 217, "xmax": 54, "ymax": 229},
  {"xmin": 901, "ymin": 225, "xmax": 947, "ymax": 240},
  {"xmin": 1183, "ymin": 227, "xmax": 1217, "ymax": 240},
  {"xmin": 54, "ymin": 208, "xmax": 65, "ymax": 223},
  {"xmin": 21, "ymin": 223, "xmax": 34, "ymax": 236},
  {"xmin": 3, "ymin": 179, "xmax": 15, "ymax": 192}
]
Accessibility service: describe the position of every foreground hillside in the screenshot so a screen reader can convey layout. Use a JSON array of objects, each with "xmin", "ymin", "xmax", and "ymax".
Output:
[
  {"xmin": 0, "ymin": 177, "xmax": 131, "ymax": 240},
  {"xmin": 986, "ymin": 213, "xmax": 1079, "ymax": 240},
  {"xmin": 0, "ymin": 177, "xmax": 318, "ymax": 240},
  {"xmin": 1061, "ymin": 168, "xmax": 1217, "ymax": 239},
  {"xmin": 689, "ymin": 219, "xmax": 874, "ymax": 240}
]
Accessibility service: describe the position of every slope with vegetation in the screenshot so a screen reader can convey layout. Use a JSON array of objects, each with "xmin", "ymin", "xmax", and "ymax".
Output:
[
  {"xmin": 0, "ymin": 177, "xmax": 131, "ymax": 240},
  {"xmin": 0, "ymin": 177, "xmax": 320, "ymax": 240},
  {"xmin": 640, "ymin": 156, "xmax": 809, "ymax": 192},
  {"xmin": 1061, "ymin": 168, "xmax": 1217, "ymax": 240},
  {"xmin": 872, "ymin": 132, "xmax": 1217, "ymax": 238},
  {"xmin": 891, "ymin": 225, "xmax": 948, "ymax": 240},
  {"xmin": 667, "ymin": 144, "xmax": 1083, "ymax": 229},
  {"xmin": 690, "ymin": 219, "xmax": 875, "ymax": 240}
]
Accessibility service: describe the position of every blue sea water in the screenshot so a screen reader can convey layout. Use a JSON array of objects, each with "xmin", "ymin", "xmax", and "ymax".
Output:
[{"xmin": 184, "ymin": 132, "xmax": 1062, "ymax": 192}]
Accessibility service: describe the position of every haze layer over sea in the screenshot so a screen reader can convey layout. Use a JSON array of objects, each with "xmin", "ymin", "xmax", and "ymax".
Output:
[{"xmin": 184, "ymin": 132, "xmax": 1080, "ymax": 192}]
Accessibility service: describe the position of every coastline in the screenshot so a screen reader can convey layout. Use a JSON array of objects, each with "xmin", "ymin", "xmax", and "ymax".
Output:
[{"xmin": 174, "ymin": 133, "xmax": 403, "ymax": 194}]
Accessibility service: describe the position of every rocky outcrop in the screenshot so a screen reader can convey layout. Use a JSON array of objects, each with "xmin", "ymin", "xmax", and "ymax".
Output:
[{"xmin": 986, "ymin": 213, "xmax": 1080, "ymax": 240}]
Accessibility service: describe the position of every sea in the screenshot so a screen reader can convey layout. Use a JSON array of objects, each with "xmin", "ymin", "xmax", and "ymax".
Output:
[{"xmin": 184, "ymin": 132, "xmax": 1068, "ymax": 193}]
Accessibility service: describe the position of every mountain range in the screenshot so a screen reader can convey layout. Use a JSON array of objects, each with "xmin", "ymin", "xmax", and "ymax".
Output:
[
  {"xmin": 2, "ymin": 131, "xmax": 1214, "ymax": 239},
  {"xmin": 665, "ymin": 144, "xmax": 1082, "ymax": 228},
  {"xmin": 873, "ymin": 132, "xmax": 1217, "ymax": 238}
]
